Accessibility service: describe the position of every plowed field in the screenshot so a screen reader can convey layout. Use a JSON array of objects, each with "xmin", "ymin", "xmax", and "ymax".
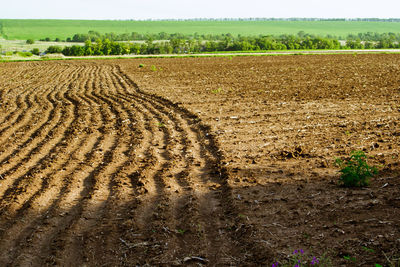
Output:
[{"xmin": 0, "ymin": 54, "xmax": 399, "ymax": 266}]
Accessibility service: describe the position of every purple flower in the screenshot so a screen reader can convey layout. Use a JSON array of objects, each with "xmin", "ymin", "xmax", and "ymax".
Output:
[
  {"xmin": 311, "ymin": 256, "xmax": 320, "ymax": 265},
  {"xmin": 293, "ymin": 249, "xmax": 298, "ymax": 255},
  {"xmin": 295, "ymin": 264, "xmax": 299, "ymax": 267},
  {"xmin": 272, "ymin": 262, "xmax": 279, "ymax": 267},
  {"xmin": 300, "ymin": 249, "xmax": 304, "ymax": 254}
]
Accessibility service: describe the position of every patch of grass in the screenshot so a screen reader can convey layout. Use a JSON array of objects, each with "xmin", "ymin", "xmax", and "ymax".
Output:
[
  {"xmin": 335, "ymin": 150, "xmax": 378, "ymax": 187},
  {"xmin": 17, "ymin": 51, "xmax": 32, "ymax": 57}
]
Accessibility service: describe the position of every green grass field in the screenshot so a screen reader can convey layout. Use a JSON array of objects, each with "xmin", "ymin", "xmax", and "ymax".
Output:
[{"xmin": 1, "ymin": 19, "xmax": 400, "ymax": 40}]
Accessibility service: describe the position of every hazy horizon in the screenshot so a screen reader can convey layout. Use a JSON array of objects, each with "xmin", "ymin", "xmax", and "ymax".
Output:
[
  {"xmin": 2, "ymin": 18, "xmax": 400, "ymax": 21},
  {"xmin": 1, "ymin": 0, "xmax": 400, "ymax": 20}
]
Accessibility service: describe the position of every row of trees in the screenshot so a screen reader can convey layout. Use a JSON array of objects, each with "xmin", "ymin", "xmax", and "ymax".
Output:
[
  {"xmin": 64, "ymin": 31, "xmax": 400, "ymax": 44},
  {"xmin": 44, "ymin": 35, "xmax": 399, "ymax": 57},
  {"xmin": 67, "ymin": 31, "xmax": 240, "ymax": 42},
  {"xmin": 346, "ymin": 32, "xmax": 400, "ymax": 42},
  {"xmin": 35, "ymin": 30, "xmax": 400, "ymax": 45},
  {"xmin": 345, "ymin": 39, "xmax": 400, "ymax": 49}
]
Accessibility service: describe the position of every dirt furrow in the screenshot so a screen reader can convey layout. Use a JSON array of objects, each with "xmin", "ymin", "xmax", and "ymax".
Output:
[
  {"xmin": 0, "ymin": 64, "xmax": 53, "ymax": 127},
  {"xmin": 0, "ymin": 65, "xmax": 81, "ymax": 169},
  {"xmin": 13, "ymin": 64, "xmax": 122, "ymax": 266},
  {"xmin": 112, "ymin": 66, "xmax": 238, "ymax": 264},
  {"xmin": 94, "ymin": 93, "xmax": 179, "ymax": 265},
  {"xmin": 0, "ymin": 64, "xmax": 60, "ymax": 143},
  {"xmin": 0, "ymin": 65, "xmax": 102, "ymax": 265},
  {"xmin": 86, "ymin": 65, "xmax": 181, "ymax": 265},
  {"xmin": 0, "ymin": 65, "xmax": 84, "ymax": 202},
  {"xmin": 0, "ymin": 61, "xmax": 240, "ymax": 266},
  {"xmin": 2, "ymin": 65, "xmax": 106, "ymax": 266},
  {"xmin": 53, "ymin": 65, "xmax": 134, "ymax": 265},
  {"xmin": 0, "ymin": 65, "xmax": 94, "ymax": 214},
  {"xmin": 0, "ymin": 85, "xmax": 38, "ymax": 145},
  {"xmin": 56, "ymin": 65, "xmax": 144, "ymax": 265},
  {"xmin": 96, "ymin": 94, "xmax": 159, "ymax": 265}
]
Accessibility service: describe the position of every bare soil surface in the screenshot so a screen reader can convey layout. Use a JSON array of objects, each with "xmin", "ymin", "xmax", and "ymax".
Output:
[{"xmin": 0, "ymin": 54, "xmax": 399, "ymax": 266}]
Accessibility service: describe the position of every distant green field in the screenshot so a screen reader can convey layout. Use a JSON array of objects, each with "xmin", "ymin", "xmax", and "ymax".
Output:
[{"xmin": 1, "ymin": 19, "xmax": 400, "ymax": 40}]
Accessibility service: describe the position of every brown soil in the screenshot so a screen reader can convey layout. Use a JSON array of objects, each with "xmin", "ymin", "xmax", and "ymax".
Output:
[{"xmin": 0, "ymin": 54, "xmax": 399, "ymax": 266}]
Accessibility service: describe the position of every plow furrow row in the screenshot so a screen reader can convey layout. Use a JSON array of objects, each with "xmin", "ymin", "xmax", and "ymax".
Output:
[{"xmin": 0, "ymin": 61, "xmax": 238, "ymax": 266}]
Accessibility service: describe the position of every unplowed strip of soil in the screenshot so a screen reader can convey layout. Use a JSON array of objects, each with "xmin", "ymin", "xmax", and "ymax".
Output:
[
  {"xmin": 0, "ymin": 61, "xmax": 241, "ymax": 266},
  {"xmin": 119, "ymin": 54, "xmax": 400, "ymax": 265}
]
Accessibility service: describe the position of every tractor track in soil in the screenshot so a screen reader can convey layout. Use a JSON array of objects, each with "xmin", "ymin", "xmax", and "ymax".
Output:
[{"xmin": 0, "ymin": 61, "xmax": 241, "ymax": 266}]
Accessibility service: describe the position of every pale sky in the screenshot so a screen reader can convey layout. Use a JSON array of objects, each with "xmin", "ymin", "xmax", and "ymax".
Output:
[{"xmin": 1, "ymin": 0, "xmax": 400, "ymax": 20}]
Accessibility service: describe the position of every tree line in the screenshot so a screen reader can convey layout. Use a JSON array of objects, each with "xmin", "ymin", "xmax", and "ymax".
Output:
[
  {"xmin": 66, "ymin": 31, "xmax": 238, "ymax": 42},
  {"xmin": 43, "ymin": 33, "xmax": 400, "ymax": 57},
  {"xmin": 44, "ymin": 31, "xmax": 400, "ymax": 44},
  {"xmin": 346, "ymin": 32, "xmax": 400, "ymax": 42}
]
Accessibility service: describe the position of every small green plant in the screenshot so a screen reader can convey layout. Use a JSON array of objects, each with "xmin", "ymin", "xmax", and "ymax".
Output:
[
  {"xmin": 176, "ymin": 229, "xmax": 186, "ymax": 234},
  {"xmin": 362, "ymin": 246, "xmax": 374, "ymax": 253},
  {"xmin": 138, "ymin": 63, "xmax": 145, "ymax": 68},
  {"xmin": 343, "ymin": 255, "xmax": 357, "ymax": 262},
  {"xmin": 150, "ymin": 65, "xmax": 157, "ymax": 71},
  {"xmin": 211, "ymin": 87, "xmax": 222, "ymax": 94},
  {"xmin": 26, "ymin": 39, "xmax": 35, "ymax": 44},
  {"xmin": 335, "ymin": 150, "xmax": 378, "ymax": 187},
  {"xmin": 156, "ymin": 122, "xmax": 165, "ymax": 128}
]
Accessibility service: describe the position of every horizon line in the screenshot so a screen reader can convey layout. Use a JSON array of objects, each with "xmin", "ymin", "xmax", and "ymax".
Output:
[{"xmin": 1, "ymin": 17, "xmax": 400, "ymax": 21}]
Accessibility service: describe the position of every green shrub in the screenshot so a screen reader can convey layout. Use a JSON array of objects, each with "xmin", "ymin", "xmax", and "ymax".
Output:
[
  {"xmin": 26, "ymin": 39, "xmax": 35, "ymax": 44},
  {"xmin": 46, "ymin": 45, "xmax": 63, "ymax": 54},
  {"xmin": 31, "ymin": 48, "xmax": 40, "ymax": 55},
  {"xmin": 335, "ymin": 150, "xmax": 378, "ymax": 187},
  {"xmin": 17, "ymin": 51, "xmax": 33, "ymax": 57}
]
